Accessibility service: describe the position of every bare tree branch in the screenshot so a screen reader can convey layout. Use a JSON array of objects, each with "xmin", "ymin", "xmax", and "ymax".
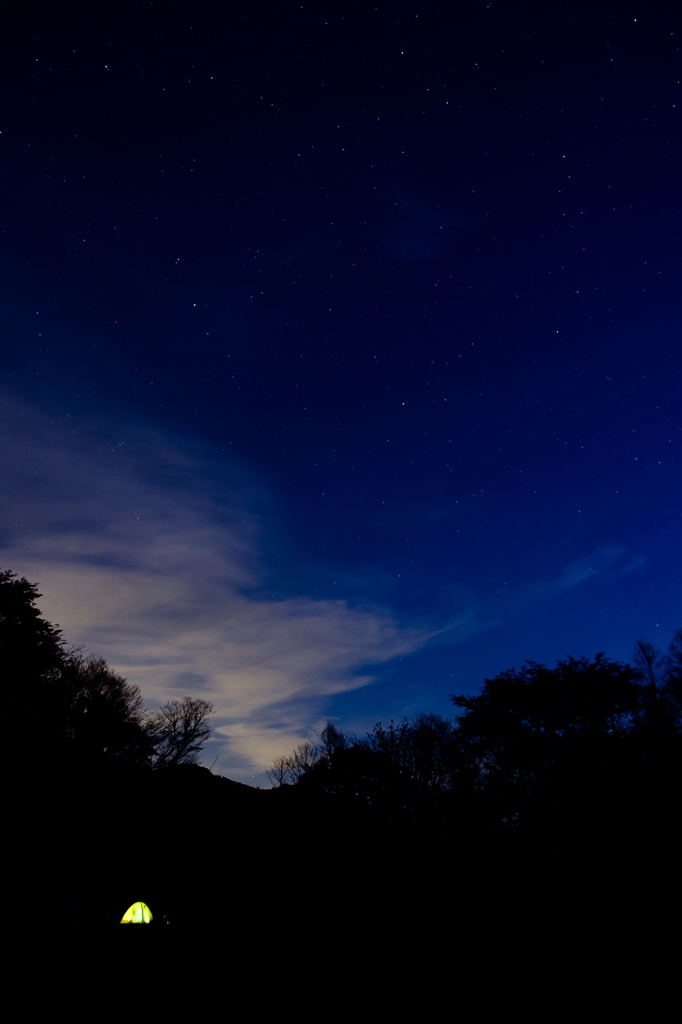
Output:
[{"xmin": 149, "ymin": 696, "xmax": 215, "ymax": 768}]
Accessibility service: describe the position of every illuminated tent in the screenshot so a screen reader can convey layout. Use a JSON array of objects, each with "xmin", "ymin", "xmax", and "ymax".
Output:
[{"xmin": 120, "ymin": 901, "xmax": 153, "ymax": 924}]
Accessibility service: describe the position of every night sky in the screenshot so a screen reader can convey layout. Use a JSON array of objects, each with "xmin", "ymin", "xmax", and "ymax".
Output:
[{"xmin": 2, "ymin": 2, "xmax": 681, "ymax": 783}]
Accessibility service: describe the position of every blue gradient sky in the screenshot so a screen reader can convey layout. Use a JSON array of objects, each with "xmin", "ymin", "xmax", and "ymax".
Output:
[{"xmin": 1, "ymin": 1, "xmax": 681, "ymax": 782}]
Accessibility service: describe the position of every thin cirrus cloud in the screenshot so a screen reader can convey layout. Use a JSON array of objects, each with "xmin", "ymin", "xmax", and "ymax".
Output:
[{"xmin": 0, "ymin": 393, "xmax": 430, "ymax": 784}]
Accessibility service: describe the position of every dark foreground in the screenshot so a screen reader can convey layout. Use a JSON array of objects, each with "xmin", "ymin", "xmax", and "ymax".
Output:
[{"xmin": 7, "ymin": 758, "xmax": 679, "ymax": 943}]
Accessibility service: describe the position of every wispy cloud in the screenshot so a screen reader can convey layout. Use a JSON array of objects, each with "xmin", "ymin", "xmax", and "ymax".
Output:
[
  {"xmin": 552, "ymin": 545, "xmax": 630, "ymax": 592},
  {"xmin": 1, "ymin": 392, "xmax": 646, "ymax": 782},
  {"xmin": 0, "ymin": 394, "xmax": 430, "ymax": 783},
  {"xmin": 431, "ymin": 544, "xmax": 646, "ymax": 652}
]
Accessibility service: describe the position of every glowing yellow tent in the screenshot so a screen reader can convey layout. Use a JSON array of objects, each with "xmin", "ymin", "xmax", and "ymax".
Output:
[{"xmin": 120, "ymin": 901, "xmax": 153, "ymax": 924}]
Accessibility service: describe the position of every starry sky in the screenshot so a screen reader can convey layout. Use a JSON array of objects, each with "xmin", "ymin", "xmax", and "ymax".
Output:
[{"xmin": 2, "ymin": 1, "xmax": 681, "ymax": 783}]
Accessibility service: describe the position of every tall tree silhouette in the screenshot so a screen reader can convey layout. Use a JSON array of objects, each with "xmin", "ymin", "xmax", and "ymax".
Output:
[
  {"xmin": 0, "ymin": 568, "xmax": 64, "ymax": 678},
  {"xmin": 663, "ymin": 628, "xmax": 682, "ymax": 728},
  {"xmin": 0, "ymin": 568, "xmax": 67, "ymax": 757}
]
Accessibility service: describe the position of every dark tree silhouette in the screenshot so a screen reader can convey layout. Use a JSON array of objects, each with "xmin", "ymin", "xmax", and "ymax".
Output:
[
  {"xmin": 632, "ymin": 637, "xmax": 666, "ymax": 692},
  {"xmin": 0, "ymin": 568, "xmax": 65, "ymax": 675},
  {"xmin": 359, "ymin": 714, "xmax": 464, "ymax": 798},
  {"xmin": 630, "ymin": 636, "xmax": 678, "ymax": 740},
  {"xmin": 53, "ymin": 649, "xmax": 154, "ymax": 764},
  {"xmin": 149, "ymin": 695, "xmax": 215, "ymax": 767},
  {"xmin": 316, "ymin": 721, "xmax": 347, "ymax": 758},
  {"xmin": 451, "ymin": 654, "xmax": 641, "ymax": 740},
  {"xmin": 265, "ymin": 737, "xmax": 324, "ymax": 786},
  {"xmin": 1, "ymin": 567, "xmax": 68, "ymax": 760},
  {"xmin": 449, "ymin": 653, "xmax": 657, "ymax": 838},
  {"xmin": 265, "ymin": 753, "xmax": 294, "ymax": 787},
  {"xmin": 297, "ymin": 741, "xmax": 410, "ymax": 818},
  {"xmin": 273, "ymin": 714, "xmax": 480, "ymax": 843},
  {"xmin": 662, "ymin": 628, "xmax": 682, "ymax": 728}
]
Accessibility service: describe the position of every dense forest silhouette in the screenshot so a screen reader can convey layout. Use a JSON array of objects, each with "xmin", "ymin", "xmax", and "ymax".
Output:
[{"xmin": 3, "ymin": 567, "xmax": 681, "ymax": 929}]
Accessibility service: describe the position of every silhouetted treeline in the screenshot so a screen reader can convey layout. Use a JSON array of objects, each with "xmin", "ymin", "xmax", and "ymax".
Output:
[
  {"xmin": 267, "ymin": 636, "xmax": 682, "ymax": 852},
  {"xmin": 4, "ymin": 565, "xmax": 682, "ymax": 929}
]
